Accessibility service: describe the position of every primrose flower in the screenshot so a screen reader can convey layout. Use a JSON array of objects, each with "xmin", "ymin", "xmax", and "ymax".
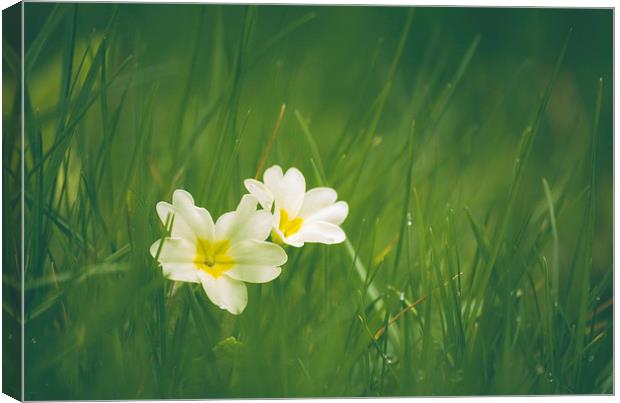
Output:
[
  {"xmin": 150, "ymin": 190, "xmax": 287, "ymax": 315},
  {"xmin": 244, "ymin": 165, "xmax": 348, "ymax": 247}
]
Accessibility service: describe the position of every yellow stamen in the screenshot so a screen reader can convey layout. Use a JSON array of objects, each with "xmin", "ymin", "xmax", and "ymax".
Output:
[
  {"xmin": 194, "ymin": 239, "xmax": 235, "ymax": 278},
  {"xmin": 279, "ymin": 208, "xmax": 303, "ymax": 238}
]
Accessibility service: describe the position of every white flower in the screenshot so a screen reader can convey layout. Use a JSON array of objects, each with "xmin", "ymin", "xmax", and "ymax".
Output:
[
  {"xmin": 244, "ymin": 165, "xmax": 349, "ymax": 247},
  {"xmin": 150, "ymin": 189, "xmax": 287, "ymax": 315}
]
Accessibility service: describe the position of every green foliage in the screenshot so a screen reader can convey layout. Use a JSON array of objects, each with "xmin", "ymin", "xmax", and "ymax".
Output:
[{"xmin": 5, "ymin": 4, "xmax": 613, "ymax": 398}]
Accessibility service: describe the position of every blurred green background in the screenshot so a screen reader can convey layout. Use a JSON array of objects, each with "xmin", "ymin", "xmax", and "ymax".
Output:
[{"xmin": 3, "ymin": 3, "xmax": 613, "ymax": 398}]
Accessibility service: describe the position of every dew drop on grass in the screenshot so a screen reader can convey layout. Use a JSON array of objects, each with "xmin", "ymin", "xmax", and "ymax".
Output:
[
  {"xmin": 546, "ymin": 372, "xmax": 554, "ymax": 383},
  {"xmin": 31, "ymin": 338, "xmax": 37, "ymax": 344},
  {"xmin": 588, "ymin": 355, "xmax": 595, "ymax": 363}
]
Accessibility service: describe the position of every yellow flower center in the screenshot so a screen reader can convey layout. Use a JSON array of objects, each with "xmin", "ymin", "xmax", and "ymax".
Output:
[
  {"xmin": 279, "ymin": 208, "xmax": 303, "ymax": 238},
  {"xmin": 193, "ymin": 239, "xmax": 235, "ymax": 278}
]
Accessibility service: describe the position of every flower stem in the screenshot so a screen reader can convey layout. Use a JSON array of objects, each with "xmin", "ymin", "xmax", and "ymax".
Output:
[{"xmin": 274, "ymin": 277, "xmax": 289, "ymax": 395}]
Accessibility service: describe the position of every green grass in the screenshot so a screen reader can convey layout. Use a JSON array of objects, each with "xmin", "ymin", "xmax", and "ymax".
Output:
[{"xmin": 3, "ymin": 4, "xmax": 613, "ymax": 398}]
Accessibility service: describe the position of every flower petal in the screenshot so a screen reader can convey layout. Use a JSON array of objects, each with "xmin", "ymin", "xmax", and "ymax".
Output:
[
  {"xmin": 150, "ymin": 238, "xmax": 195, "ymax": 263},
  {"xmin": 215, "ymin": 195, "xmax": 272, "ymax": 242},
  {"xmin": 262, "ymin": 166, "xmax": 305, "ymax": 217},
  {"xmin": 263, "ymin": 165, "xmax": 284, "ymax": 189},
  {"xmin": 214, "ymin": 211, "xmax": 236, "ymax": 240},
  {"xmin": 161, "ymin": 263, "xmax": 200, "ymax": 283},
  {"xmin": 150, "ymin": 238, "xmax": 199, "ymax": 283},
  {"xmin": 198, "ymin": 272, "xmax": 248, "ymax": 315},
  {"xmin": 229, "ymin": 240, "xmax": 288, "ymax": 266},
  {"xmin": 279, "ymin": 167, "xmax": 306, "ymax": 217},
  {"xmin": 156, "ymin": 201, "xmax": 195, "ymax": 241},
  {"xmin": 172, "ymin": 189, "xmax": 215, "ymax": 241},
  {"xmin": 241, "ymin": 210, "xmax": 273, "ymax": 241},
  {"xmin": 299, "ymin": 187, "xmax": 338, "ymax": 218},
  {"xmin": 236, "ymin": 193, "xmax": 259, "ymax": 217},
  {"xmin": 304, "ymin": 201, "xmax": 349, "ymax": 226},
  {"xmin": 225, "ymin": 265, "xmax": 282, "ymax": 283},
  {"xmin": 244, "ymin": 179, "xmax": 274, "ymax": 210},
  {"xmin": 287, "ymin": 221, "xmax": 346, "ymax": 245},
  {"xmin": 280, "ymin": 236, "xmax": 304, "ymax": 248}
]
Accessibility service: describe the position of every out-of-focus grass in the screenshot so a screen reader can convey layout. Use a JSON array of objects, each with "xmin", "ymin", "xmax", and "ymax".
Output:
[{"xmin": 3, "ymin": 4, "xmax": 613, "ymax": 398}]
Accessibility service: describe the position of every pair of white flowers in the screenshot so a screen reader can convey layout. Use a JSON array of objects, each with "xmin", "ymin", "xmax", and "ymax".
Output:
[{"xmin": 150, "ymin": 165, "xmax": 349, "ymax": 314}]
